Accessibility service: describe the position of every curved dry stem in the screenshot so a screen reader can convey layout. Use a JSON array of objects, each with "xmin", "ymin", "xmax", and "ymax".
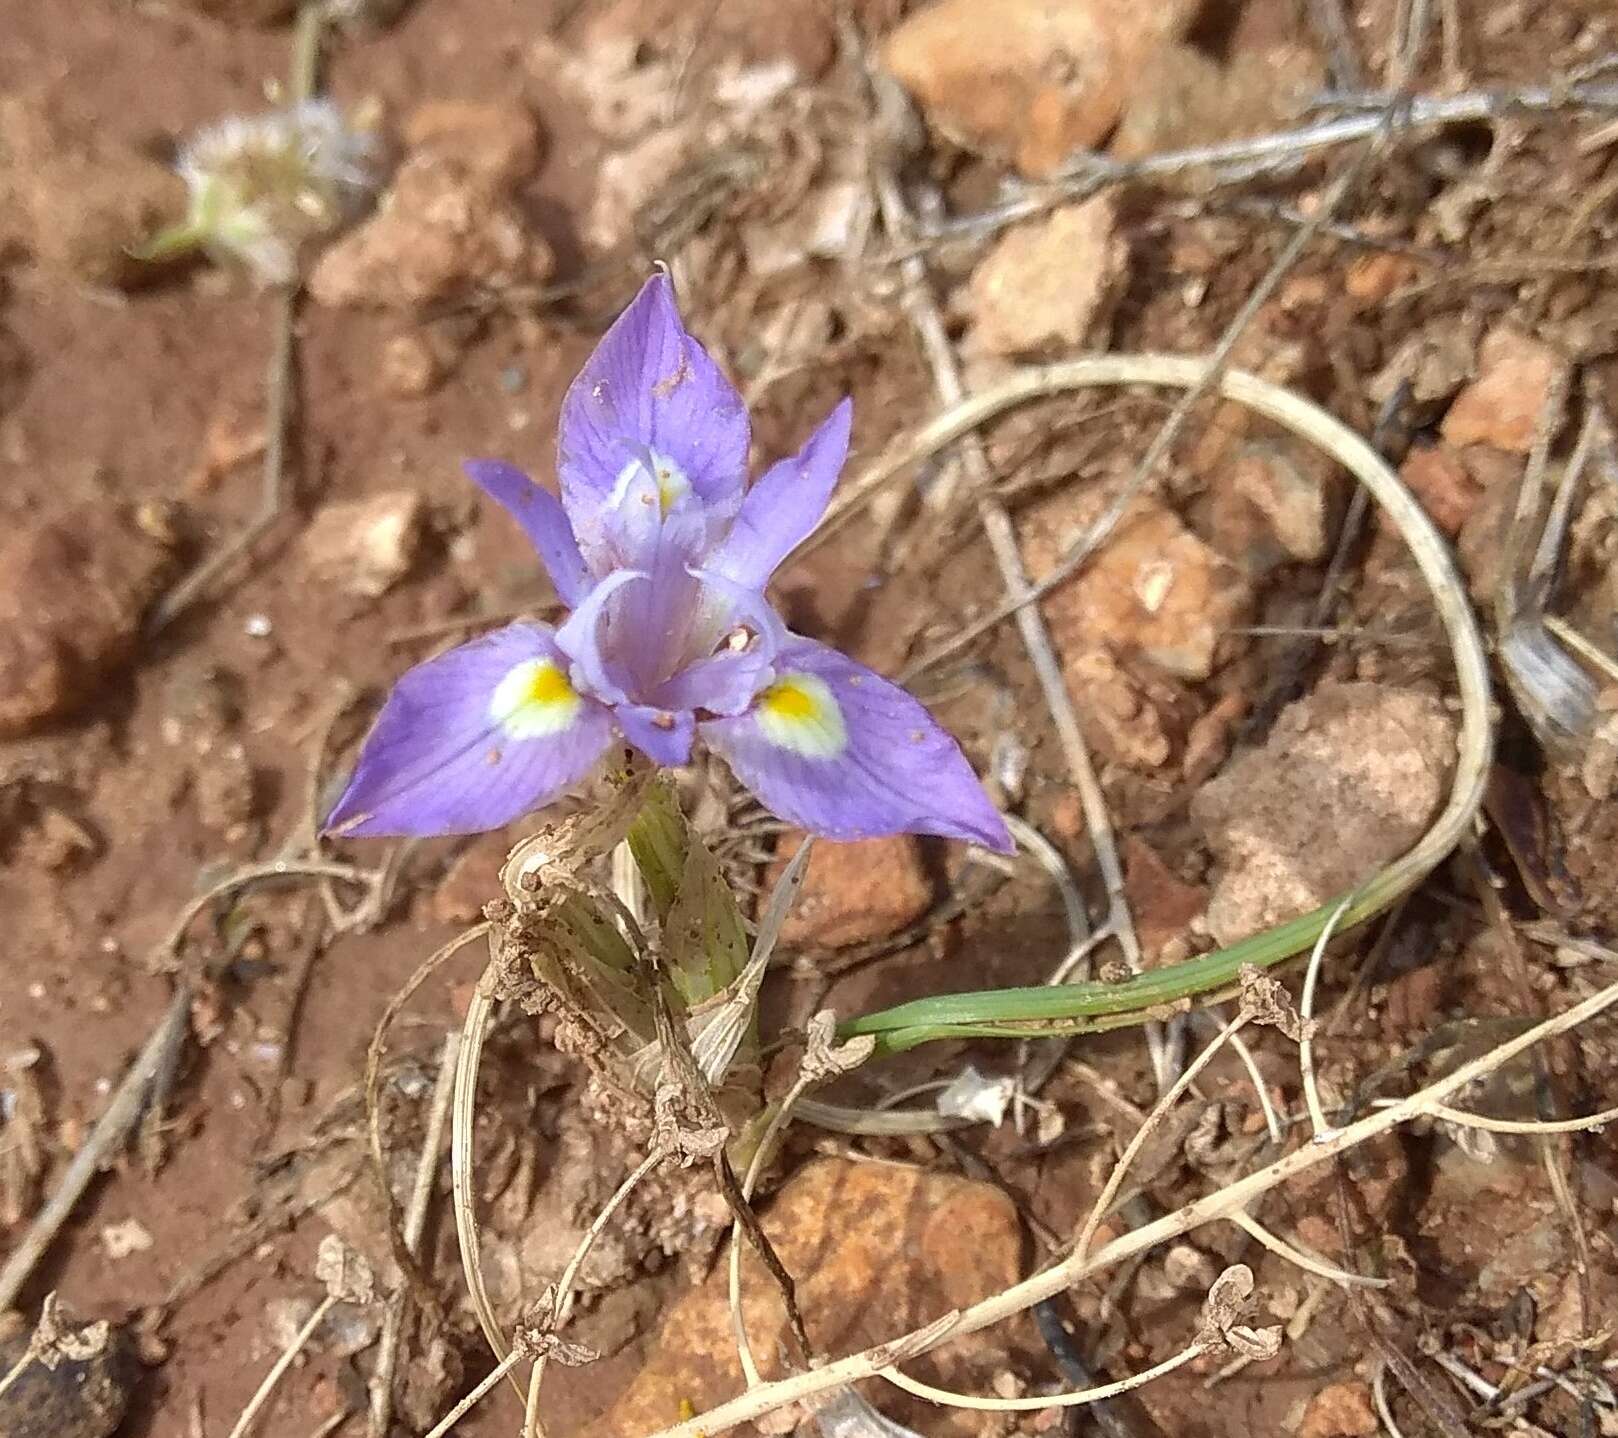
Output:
[
  {"xmin": 1410, "ymin": 1099, "xmax": 1618, "ymax": 1135},
  {"xmin": 451, "ymin": 968, "xmax": 513, "ymax": 1377},
  {"xmin": 644, "ymin": 977, "xmax": 1618, "ymax": 1438},
  {"xmin": 1073, "ymin": 1013, "xmax": 1250, "ymax": 1264},
  {"xmin": 1300, "ymin": 893, "xmax": 1357, "ymax": 1139},
  {"xmin": 1215, "ymin": 1018, "xmax": 1285, "ymax": 1147},
  {"xmin": 878, "ymin": 1340, "xmax": 1205, "ymax": 1411},
  {"xmin": 1225, "ymin": 1208, "xmax": 1388, "ymax": 1289},
  {"xmin": 151, "ymin": 859, "xmax": 376, "ymax": 970},
  {"xmin": 1001, "ymin": 813, "xmax": 1091, "ymax": 990},
  {"xmin": 364, "ymin": 923, "xmax": 490, "ymax": 1325}
]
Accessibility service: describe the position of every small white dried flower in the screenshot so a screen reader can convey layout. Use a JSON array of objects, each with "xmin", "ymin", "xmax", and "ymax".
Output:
[
  {"xmin": 936, "ymin": 1064, "xmax": 1015, "ymax": 1127},
  {"xmin": 155, "ymin": 99, "xmax": 376, "ymax": 285}
]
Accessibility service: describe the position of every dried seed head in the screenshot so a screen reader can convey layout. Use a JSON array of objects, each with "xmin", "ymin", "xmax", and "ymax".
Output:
[
  {"xmin": 167, "ymin": 100, "xmax": 378, "ymax": 285},
  {"xmin": 315, "ymin": 1234, "xmax": 376, "ymax": 1305},
  {"xmin": 1198, "ymin": 1264, "xmax": 1283, "ymax": 1361}
]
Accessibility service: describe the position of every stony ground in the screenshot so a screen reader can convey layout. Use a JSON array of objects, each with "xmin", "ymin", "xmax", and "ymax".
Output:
[{"xmin": 3, "ymin": 1, "xmax": 1618, "ymax": 1437}]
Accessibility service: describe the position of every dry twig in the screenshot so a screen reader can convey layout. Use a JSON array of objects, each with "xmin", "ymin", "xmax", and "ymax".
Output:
[
  {"xmin": 368, "ymin": 1031, "xmax": 462, "ymax": 1437},
  {"xmin": 226, "ymin": 1293, "xmax": 338, "ymax": 1438},
  {"xmin": 0, "ymin": 985, "xmax": 192, "ymax": 1311},
  {"xmin": 921, "ymin": 75, "xmax": 1618, "ymax": 245}
]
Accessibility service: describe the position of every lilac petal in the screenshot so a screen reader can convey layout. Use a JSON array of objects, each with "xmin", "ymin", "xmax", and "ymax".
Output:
[
  {"xmin": 613, "ymin": 702, "xmax": 696, "ymax": 766},
  {"xmin": 710, "ymin": 399, "xmax": 852, "ymax": 590},
  {"xmin": 700, "ymin": 637, "xmax": 1012, "ymax": 851},
  {"xmin": 557, "ymin": 274, "xmax": 749, "ymax": 527},
  {"xmin": 554, "ymin": 569, "xmax": 646, "ymax": 705},
  {"xmin": 323, "ymin": 624, "xmax": 614, "ymax": 837},
  {"xmin": 463, "ymin": 460, "xmax": 589, "ymax": 605}
]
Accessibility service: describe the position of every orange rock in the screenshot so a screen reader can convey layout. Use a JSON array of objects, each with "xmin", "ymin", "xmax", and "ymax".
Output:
[
  {"xmin": 966, "ymin": 195, "xmax": 1127, "ymax": 355},
  {"xmin": 587, "ymin": 1160, "xmax": 1021, "ymax": 1438},
  {"xmin": 1344, "ymin": 251, "xmax": 1419, "ymax": 303},
  {"xmin": 1299, "ymin": 1381, "xmax": 1379, "ymax": 1438},
  {"xmin": 308, "ymin": 153, "xmax": 554, "ymax": 309},
  {"xmin": 769, "ymin": 834, "xmax": 932, "ymax": 948},
  {"xmin": 1182, "ymin": 691, "xmax": 1245, "ymax": 786},
  {"xmin": 1193, "ymin": 683, "xmax": 1457, "ymax": 945},
  {"xmin": 1065, "ymin": 648, "xmax": 1177, "ymax": 769},
  {"xmin": 1399, "ymin": 444, "xmax": 1482, "ymax": 536},
  {"xmin": 300, "ymin": 490, "xmax": 425, "ymax": 599},
  {"xmin": 1229, "ymin": 445, "xmax": 1337, "ymax": 561},
  {"xmin": 401, "ymin": 99, "xmax": 545, "ymax": 188},
  {"xmin": 1121, "ymin": 836, "xmax": 1206, "ymax": 959},
  {"xmin": 0, "ymin": 504, "xmax": 177, "ymax": 736},
  {"xmin": 1370, "ymin": 314, "xmax": 1479, "ymax": 406},
  {"xmin": 379, "ymin": 332, "xmax": 445, "ymax": 399},
  {"xmin": 882, "ymin": 0, "xmax": 1197, "ymax": 178},
  {"xmin": 1293, "ymin": 1214, "xmax": 1337, "ymax": 1254},
  {"xmin": 1454, "ymin": 446, "xmax": 1526, "ymax": 600},
  {"xmin": 1440, "ymin": 325, "xmax": 1561, "ymax": 453},
  {"xmin": 1277, "ymin": 273, "xmax": 1330, "ymax": 313},
  {"xmin": 1022, "ymin": 496, "xmax": 1252, "ymax": 681}
]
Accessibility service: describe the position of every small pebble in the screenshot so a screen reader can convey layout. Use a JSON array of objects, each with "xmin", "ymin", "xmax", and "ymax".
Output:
[
  {"xmin": 301, "ymin": 490, "xmax": 425, "ymax": 599},
  {"xmin": 379, "ymin": 332, "xmax": 444, "ymax": 398}
]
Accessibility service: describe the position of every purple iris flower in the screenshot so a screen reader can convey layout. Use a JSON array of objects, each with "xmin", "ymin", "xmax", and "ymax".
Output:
[{"xmin": 324, "ymin": 275, "xmax": 1011, "ymax": 852}]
